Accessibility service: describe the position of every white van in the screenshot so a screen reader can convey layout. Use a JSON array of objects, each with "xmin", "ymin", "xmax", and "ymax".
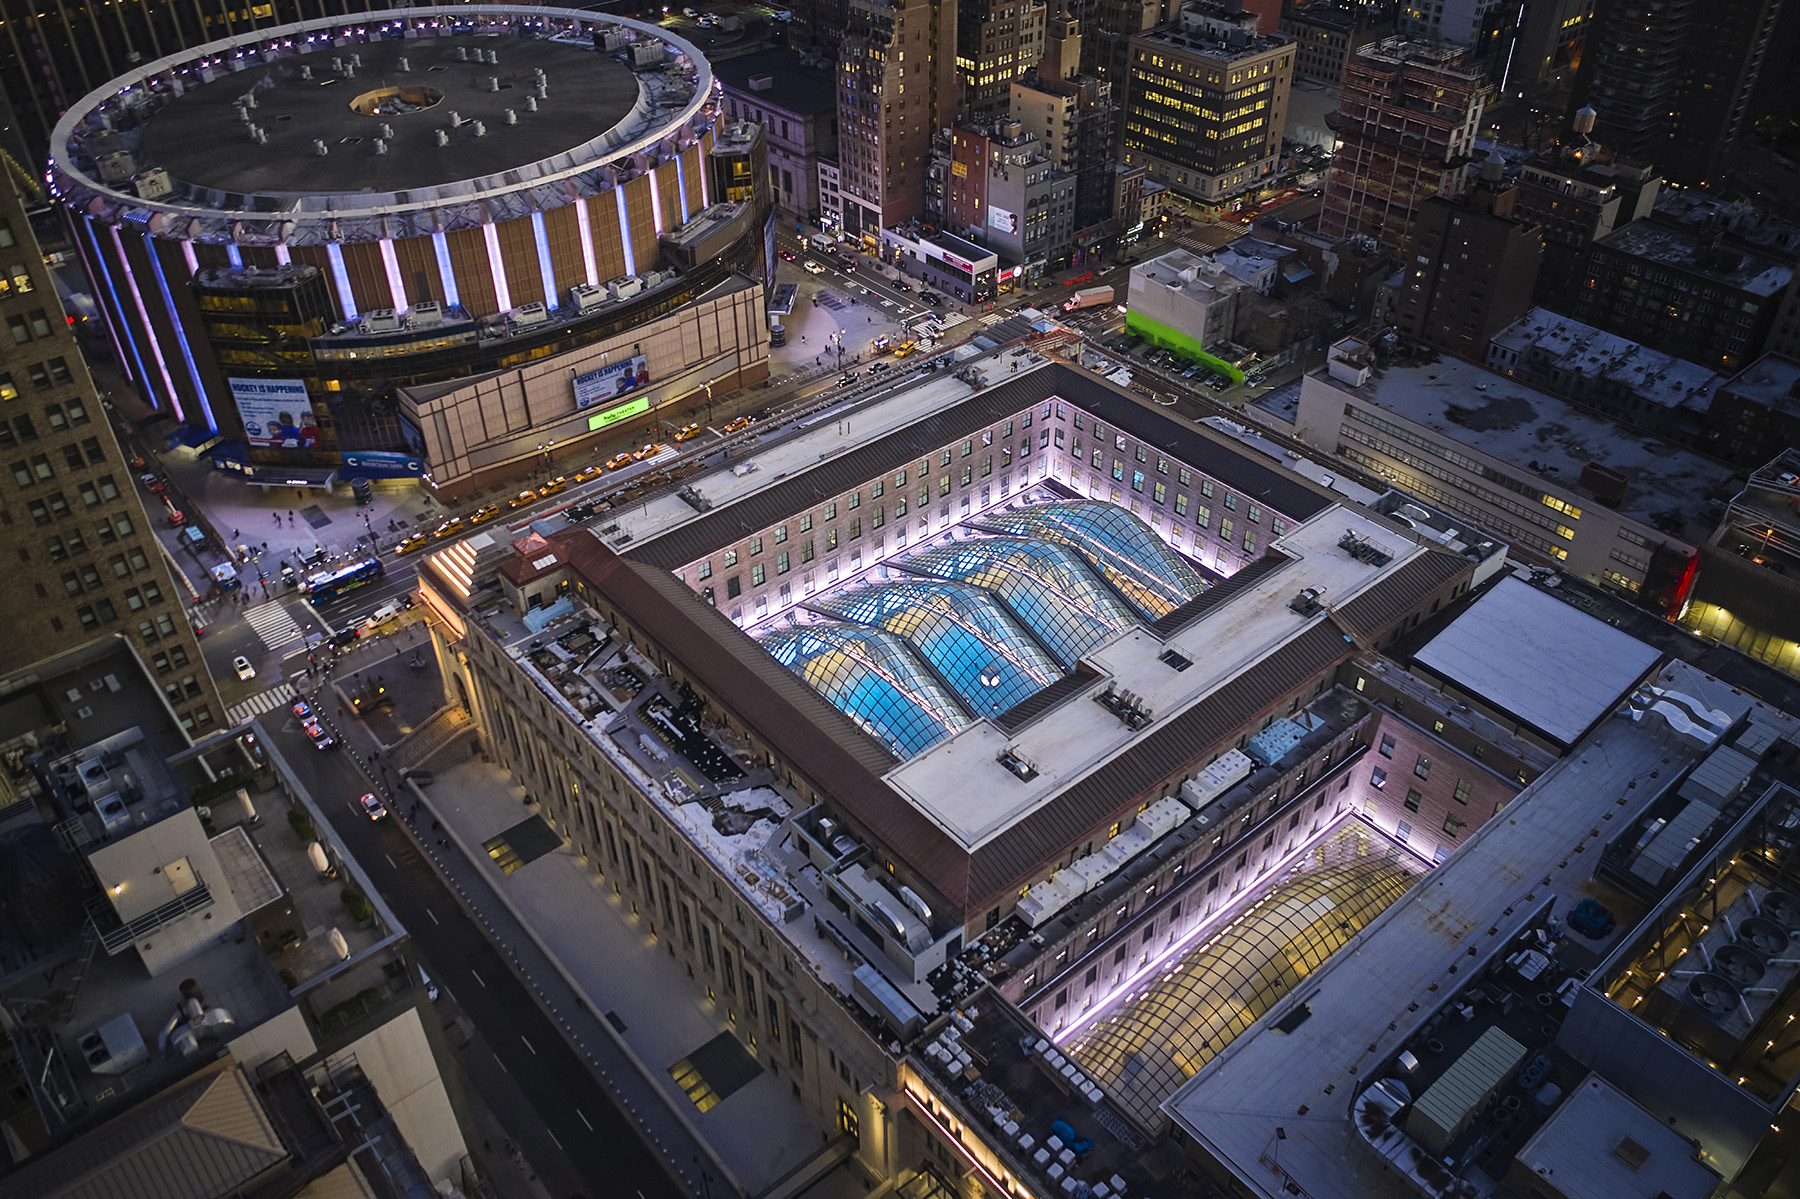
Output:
[{"xmin": 360, "ymin": 600, "xmax": 404, "ymax": 633}]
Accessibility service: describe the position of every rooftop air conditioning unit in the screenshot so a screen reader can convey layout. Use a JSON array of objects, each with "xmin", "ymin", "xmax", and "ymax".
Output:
[
  {"xmin": 510, "ymin": 302, "xmax": 548, "ymax": 326},
  {"xmin": 363, "ymin": 308, "xmax": 401, "ymax": 332},
  {"xmin": 409, "ymin": 300, "xmax": 443, "ymax": 328}
]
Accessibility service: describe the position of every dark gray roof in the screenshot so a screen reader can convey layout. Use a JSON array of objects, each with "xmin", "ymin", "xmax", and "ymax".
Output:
[
  {"xmin": 713, "ymin": 51, "xmax": 838, "ymax": 117},
  {"xmin": 6, "ymin": 1063, "xmax": 288, "ymax": 1199},
  {"xmin": 628, "ymin": 362, "xmax": 1337, "ymax": 571}
]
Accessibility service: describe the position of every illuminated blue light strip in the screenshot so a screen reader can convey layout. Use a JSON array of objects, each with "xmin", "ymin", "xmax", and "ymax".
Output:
[
  {"xmin": 531, "ymin": 211, "xmax": 557, "ymax": 307},
  {"xmin": 430, "ymin": 232, "xmax": 460, "ymax": 308},
  {"xmin": 675, "ymin": 155, "xmax": 692, "ymax": 224},
  {"xmin": 325, "ymin": 242, "xmax": 358, "ymax": 320},
  {"xmin": 274, "ymin": 243, "xmax": 291, "ymax": 266},
  {"xmin": 77, "ymin": 217, "xmax": 147, "ymax": 395},
  {"xmin": 225, "ymin": 243, "xmax": 242, "ymax": 268},
  {"xmin": 181, "ymin": 240, "xmax": 199, "ymax": 275},
  {"xmin": 146, "ymin": 237, "xmax": 217, "ymax": 432},
  {"xmin": 109, "ymin": 225, "xmax": 184, "ymax": 422},
  {"xmin": 482, "ymin": 221, "xmax": 512, "ymax": 312},
  {"xmin": 615, "ymin": 186, "xmax": 637, "ymax": 277}
]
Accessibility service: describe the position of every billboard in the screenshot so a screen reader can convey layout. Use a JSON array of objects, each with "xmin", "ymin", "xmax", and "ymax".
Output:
[
  {"xmin": 572, "ymin": 354, "xmax": 651, "ymax": 410},
  {"xmin": 988, "ymin": 205, "xmax": 1018, "ymax": 234},
  {"xmin": 229, "ymin": 377, "xmax": 320, "ymax": 449}
]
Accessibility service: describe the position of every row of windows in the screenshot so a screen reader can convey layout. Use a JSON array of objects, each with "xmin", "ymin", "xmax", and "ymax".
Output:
[
  {"xmin": 7, "ymin": 438, "xmax": 106, "ymax": 476},
  {"xmin": 0, "ymin": 358, "xmax": 75, "ymax": 401}
]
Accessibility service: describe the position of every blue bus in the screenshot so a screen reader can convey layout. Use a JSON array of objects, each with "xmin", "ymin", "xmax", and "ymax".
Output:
[{"xmin": 302, "ymin": 557, "xmax": 384, "ymax": 601}]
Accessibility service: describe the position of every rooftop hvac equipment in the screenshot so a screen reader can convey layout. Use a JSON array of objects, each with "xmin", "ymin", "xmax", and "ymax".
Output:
[
  {"xmin": 363, "ymin": 308, "xmax": 401, "ymax": 333},
  {"xmin": 570, "ymin": 283, "xmax": 608, "ymax": 312},
  {"xmin": 79, "ymin": 1013, "xmax": 149, "ymax": 1075},
  {"xmin": 1181, "ymin": 749, "xmax": 1254, "ymax": 810},
  {"xmin": 608, "ymin": 275, "xmax": 645, "ymax": 299},
  {"xmin": 409, "ymin": 300, "xmax": 443, "ymax": 328},
  {"xmin": 510, "ymin": 302, "xmax": 548, "ymax": 326},
  {"xmin": 1288, "ymin": 586, "xmax": 1325, "ymax": 616}
]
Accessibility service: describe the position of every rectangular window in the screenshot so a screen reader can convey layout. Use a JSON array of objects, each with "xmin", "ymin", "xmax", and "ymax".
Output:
[
  {"xmin": 750, "ymin": 537, "xmax": 764, "ymax": 556},
  {"xmin": 1379, "ymin": 734, "xmax": 1394, "ymax": 757},
  {"xmin": 1219, "ymin": 517, "xmax": 1234, "ymax": 542},
  {"xmin": 751, "ymin": 564, "xmax": 765, "ymax": 586},
  {"xmin": 776, "ymin": 552, "xmax": 790, "ymax": 574},
  {"xmin": 697, "ymin": 560, "xmax": 713, "ymax": 580},
  {"xmin": 1370, "ymin": 766, "xmax": 1387, "ymax": 789},
  {"xmin": 1131, "ymin": 470, "xmax": 1144, "ymax": 492},
  {"xmin": 1195, "ymin": 504, "xmax": 1210, "ymax": 529},
  {"xmin": 1246, "ymin": 504, "xmax": 1262, "ymax": 523},
  {"xmin": 1404, "ymin": 788, "xmax": 1422, "ymax": 812},
  {"xmin": 1414, "ymin": 755, "xmax": 1431, "ymax": 780},
  {"xmin": 1453, "ymin": 778, "xmax": 1471, "ymax": 804},
  {"xmin": 774, "ymin": 526, "xmax": 788, "ymax": 544},
  {"xmin": 824, "ymin": 502, "xmax": 837, "ymax": 520},
  {"xmin": 723, "ymin": 549, "xmax": 738, "ymax": 567}
]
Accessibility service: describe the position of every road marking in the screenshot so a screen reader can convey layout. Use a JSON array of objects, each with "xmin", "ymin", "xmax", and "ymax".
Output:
[
  {"xmin": 225, "ymin": 682, "xmax": 297, "ymax": 727},
  {"xmin": 521, "ymin": 1035, "xmax": 537, "ymax": 1055},
  {"xmin": 471, "ymin": 968, "xmax": 486, "ymax": 987},
  {"xmin": 493, "ymin": 1052, "xmax": 508, "ymax": 1074},
  {"xmin": 547, "ymin": 1130, "xmax": 562, "ymax": 1150},
  {"xmin": 578, "ymin": 1110, "xmax": 593, "ymax": 1131},
  {"xmin": 427, "ymin": 908, "xmax": 440, "ymax": 925},
  {"xmin": 385, "ymin": 854, "xmax": 396, "ymax": 869},
  {"xmin": 244, "ymin": 600, "xmax": 304, "ymax": 649}
]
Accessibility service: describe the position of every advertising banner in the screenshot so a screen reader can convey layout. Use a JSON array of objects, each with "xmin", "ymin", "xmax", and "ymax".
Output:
[
  {"xmin": 988, "ymin": 205, "xmax": 1018, "ymax": 234},
  {"xmin": 229, "ymin": 377, "xmax": 319, "ymax": 449},
  {"xmin": 572, "ymin": 354, "xmax": 651, "ymax": 410}
]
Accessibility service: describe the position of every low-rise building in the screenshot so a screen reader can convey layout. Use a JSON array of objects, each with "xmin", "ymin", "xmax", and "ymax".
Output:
[
  {"xmin": 1486, "ymin": 308, "xmax": 1726, "ymax": 450},
  {"xmin": 1127, "ymin": 248, "xmax": 1254, "ymax": 357},
  {"xmin": 1512, "ymin": 139, "xmax": 1661, "ymax": 312},
  {"xmin": 1297, "ymin": 335, "xmax": 1737, "ymax": 608},
  {"xmin": 944, "ymin": 121, "xmax": 1078, "ymax": 282},
  {"xmin": 1705, "ymin": 354, "xmax": 1800, "ymax": 469},
  {"xmin": 881, "ymin": 226, "xmax": 1003, "ymax": 303}
]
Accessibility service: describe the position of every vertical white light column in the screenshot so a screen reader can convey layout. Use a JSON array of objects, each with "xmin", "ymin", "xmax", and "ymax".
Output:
[
  {"xmin": 378, "ymin": 238, "xmax": 409, "ymax": 311},
  {"xmin": 651, "ymin": 166, "xmax": 667, "ymax": 236},
  {"xmin": 573, "ymin": 199, "xmax": 599, "ymax": 287},
  {"xmin": 430, "ymin": 232, "xmax": 460, "ymax": 308},
  {"xmin": 325, "ymin": 242, "xmax": 359, "ymax": 320},
  {"xmin": 274, "ymin": 244, "xmax": 291, "ymax": 266},
  {"xmin": 181, "ymin": 241, "xmax": 200, "ymax": 275},
  {"xmin": 675, "ymin": 155, "xmax": 692, "ymax": 224},
  {"xmin": 531, "ymin": 212, "xmax": 557, "ymax": 307},
  {"xmin": 615, "ymin": 186, "xmax": 637, "ymax": 277},
  {"xmin": 482, "ymin": 222, "xmax": 513, "ymax": 313}
]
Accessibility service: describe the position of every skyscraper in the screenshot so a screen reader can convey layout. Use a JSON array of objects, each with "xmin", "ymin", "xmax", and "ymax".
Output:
[
  {"xmin": 838, "ymin": 0, "xmax": 962, "ymax": 238},
  {"xmin": 958, "ymin": 0, "xmax": 1049, "ymax": 119},
  {"xmin": 0, "ymin": 176, "xmax": 221, "ymax": 735},
  {"xmin": 1580, "ymin": 0, "xmax": 1781, "ymax": 183},
  {"xmin": 1319, "ymin": 38, "xmax": 1488, "ymax": 253}
]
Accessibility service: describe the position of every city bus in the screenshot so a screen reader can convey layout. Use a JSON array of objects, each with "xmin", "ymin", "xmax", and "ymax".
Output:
[{"xmin": 302, "ymin": 557, "xmax": 384, "ymax": 602}]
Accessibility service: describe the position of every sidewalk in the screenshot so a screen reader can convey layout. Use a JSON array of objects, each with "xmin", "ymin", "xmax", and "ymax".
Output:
[{"xmin": 406, "ymin": 759, "xmax": 841, "ymax": 1197}]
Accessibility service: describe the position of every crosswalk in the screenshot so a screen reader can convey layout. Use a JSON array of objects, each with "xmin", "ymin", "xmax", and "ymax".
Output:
[
  {"xmin": 226, "ymin": 682, "xmax": 296, "ymax": 728},
  {"xmin": 244, "ymin": 601, "xmax": 304, "ymax": 649}
]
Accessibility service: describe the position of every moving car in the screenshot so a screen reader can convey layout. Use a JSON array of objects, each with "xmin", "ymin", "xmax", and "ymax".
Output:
[
  {"xmin": 291, "ymin": 699, "xmax": 314, "ymax": 721},
  {"xmin": 674, "ymin": 423, "xmax": 702, "ymax": 442},
  {"xmin": 779, "ymin": 250, "xmax": 795, "ymax": 261},
  {"xmin": 508, "ymin": 488, "xmax": 537, "ymax": 508},
  {"xmin": 537, "ymin": 476, "xmax": 569, "ymax": 497},
  {"xmin": 359, "ymin": 793, "xmax": 388, "ymax": 821},
  {"xmin": 893, "ymin": 340, "xmax": 917, "ymax": 358},
  {"xmin": 803, "ymin": 260, "xmax": 827, "ymax": 275},
  {"xmin": 470, "ymin": 503, "xmax": 501, "ymax": 524},
  {"xmin": 604, "ymin": 452, "xmax": 635, "ymax": 470},
  {"xmin": 432, "ymin": 516, "xmax": 463, "ymax": 539},
  {"xmin": 232, "ymin": 655, "xmax": 255, "ymax": 681},
  {"xmin": 724, "ymin": 416, "xmax": 754, "ymax": 433},
  {"xmin": 894, "ymin": 280, "xmax": 913, "ymax": 292},
  {"xmin": 869, "ymin": 362, "xmax": 891, "ymax": 375},
  {"xmin": 573, "ymin": 465, "xmax": 604, "ymax": 483},
  {"xmin": 631, "ymin": 443, "xmax": 659, "ymax": 461},
  {"xmin": 396, "ymin": 531, "xmax": 429, "ymax": 555},
  {"xmin": 303, "ymin": 719, "xmax": 336, "ymax": 751},
  {"xmin": 838, "ymin": 371, "xmax": 860, "ymax": 386},
  {"xmin": 920, "ymin": 291, "xmax": 943, "ymax": 306}
]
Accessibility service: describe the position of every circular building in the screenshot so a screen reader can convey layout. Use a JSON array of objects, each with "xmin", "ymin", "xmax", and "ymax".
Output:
[{"xmin": 53, "ymin": 7, "xmax": 770, "ymax": 478}]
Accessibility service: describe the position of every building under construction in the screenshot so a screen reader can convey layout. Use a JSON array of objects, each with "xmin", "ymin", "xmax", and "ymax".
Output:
[{"xmin": 1319, "ymin": 38, "xmax": 1489, "ymax": 254}]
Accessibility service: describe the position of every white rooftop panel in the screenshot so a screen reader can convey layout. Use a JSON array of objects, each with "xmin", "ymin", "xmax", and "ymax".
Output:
[{"xmin": 1413, "ymin": 576, "xmax": 1661, "ymax": 746}]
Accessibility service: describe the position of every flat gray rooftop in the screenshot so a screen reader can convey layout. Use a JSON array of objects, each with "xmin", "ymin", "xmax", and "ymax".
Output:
[
  {"xmin": 1721, "ymin": 353, "xmax": 1800, "ymax": 414},
  {"xmin": 1414, "ymin": 575, "xmax": 1663, "ymax": 747},
  {"xmin": 1598, "ymin": 221, "xmax": 1793, "ymax": 297},
  {"xmin": 1162, "ymin": 658, "xmax": 1791, "ymax": 1199},
  {"xmin": 1323, "ymin": 350, "xmax": 1738, "ymax": 529},
  {"xmin": 139, "ymin": 35, "xmax": 642, "ymax": 196}
]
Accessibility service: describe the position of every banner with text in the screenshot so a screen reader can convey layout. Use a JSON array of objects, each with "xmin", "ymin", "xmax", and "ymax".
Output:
[
  {"xmin": 572, "ymin": 354, "xmax": 651, "ymax": 410},
  {"xmin": 229, "ymin": 377, "xmax": 320, "ymax": 449}
]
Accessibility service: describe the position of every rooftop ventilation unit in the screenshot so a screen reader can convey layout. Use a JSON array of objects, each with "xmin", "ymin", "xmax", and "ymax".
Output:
[
  {"xmin": 997, "ymin": 746, "xmax": 1038, "ymax": 781},
  {"xmin": 1338, "ymin": 530, "xmax": 1393, "ymax": 566},
  {"xmin": 1288, "ymin": 586, "xmax": 1326, "ymax": 616}
]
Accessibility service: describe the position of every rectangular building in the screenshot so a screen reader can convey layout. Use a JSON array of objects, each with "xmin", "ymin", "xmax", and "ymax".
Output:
[
  {"xmin": 1296, "ymin": 336, "xmax": 1737, "ymax": 608},
  {"xmin": 1391, "ymin": 172, "xmax": 1542, "ymax": 359},
  {"xmin": 1122, "ymin": 3, "xmax": 1294, "ymax": 204},
  {"xmin": 717, "ymin": 51, "xmax": 840, "ymax": 222}
]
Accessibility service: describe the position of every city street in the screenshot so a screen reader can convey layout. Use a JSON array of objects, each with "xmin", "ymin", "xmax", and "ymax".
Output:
[{"xmin": 261, "ymin": 701, "xmax": 687, "ymax": 1199}]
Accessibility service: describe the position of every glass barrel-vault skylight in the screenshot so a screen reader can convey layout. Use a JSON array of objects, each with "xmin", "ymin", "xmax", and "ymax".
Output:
[
  {"xmin": 973, "ymin": 501, "xmax": 1207, "ymax": 619},
  {"xmin": 898, "ymin": 537, "xmax": 1138, "ymax": 667},
  {"xmin": 758, "ymin": 623, "xmax": 973, "ymax": 759},
  {"xmin": 810, "ymin": 579, "xmax": 1063, "ymax": 717}
]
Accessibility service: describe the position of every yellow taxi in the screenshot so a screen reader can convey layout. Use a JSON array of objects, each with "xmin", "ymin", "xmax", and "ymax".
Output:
[
  {"xmin": 604, "ymin": 452, "xmax": 635, "ymax": 470},
  {"xmin": 631, "ymin": 443, "xmax": 659, "ymax": 461},
  {"xmin": 396, "ymin": 531, "xmax": 430, "ymax": 555},
  {"xmin": 431, "ymin": 516, "xmax": 464, "ymax": 539},
  {"xmin": 724, "ymin": 416, "xmax": 753, "ymax": 433},
  {"xmin": 537, "ymin": 475, "xmax": 569, "ymax": 497},
  {"xmin": 893, "ymin": 340, "xmax": 918, "ymax": 359},
  {"xmin": 573, "ymin": 465, "xmax": 604, "ymax": 483},
  {"xmin": 469, "ymin": 503, "xmax": 501, "ymax": 524},
  {"xmin": 674, "ymin": 423, "xmax": 702, "ymax": 442},
  {"xmin": 507, "ymin": 489, "xmax": 538, "ymax": 509}
]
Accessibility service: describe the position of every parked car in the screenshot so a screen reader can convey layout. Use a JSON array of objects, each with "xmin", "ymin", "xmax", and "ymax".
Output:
[
  {"xmin": 869, "ymin": 362, "xmax": 891, "ymax": 374},
  {"xmin": 303, "ymin": 719, "xmax": 336, "ymax": 751},
  {"xmin": 359, "ymin": 792, "xmax": 388, "ymax": 821},
  {"xmin": 920, "ymin": 292, "xmax": 943, "ymax": 306},
  {"xmin": 803, "ymin": 260, "xmax": 827, "ymax": 275},
  {"xmin": 233, "ymin": 655, "xmax": 256, "ymax": 681}
]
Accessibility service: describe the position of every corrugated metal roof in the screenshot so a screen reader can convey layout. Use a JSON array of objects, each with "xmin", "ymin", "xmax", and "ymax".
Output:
[
  {"xmin": 1149, "ymin": 552, "xmax": 1292, "ymax": 638},
  {"xmin": 1406, "ymin": 1026, "xmax": 1527, "ymax": 1149},
  {"xmin": 627, "ymin": 363, "xmax": 1337, "ymax": 571},
  {"xmin": 8, "ymin": 1064, "xmax": 288, "ymax": 1199},
  {"xmin": 1333, "ymin": 547, "xmax": 1467, "ymax": 633},
  {"xmin": 1678, "ymin": 744, "xmax": 1758, "ymax": 807}
]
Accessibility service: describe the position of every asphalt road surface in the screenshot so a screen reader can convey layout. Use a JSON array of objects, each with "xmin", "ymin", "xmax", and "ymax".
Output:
[{"xmin": 265, "ymin": 708, "xmax": 684, "ymax": 1199}]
